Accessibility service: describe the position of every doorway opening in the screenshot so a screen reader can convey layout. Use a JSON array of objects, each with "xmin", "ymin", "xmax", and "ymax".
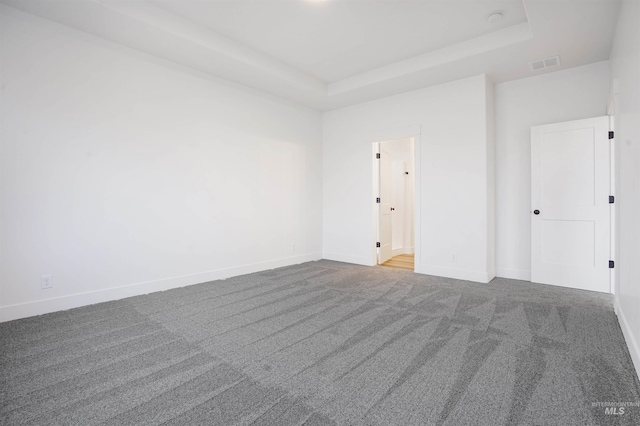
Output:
[{"xmin": 375, "ymin": 138, "xmax": 416, "ymax": 271}]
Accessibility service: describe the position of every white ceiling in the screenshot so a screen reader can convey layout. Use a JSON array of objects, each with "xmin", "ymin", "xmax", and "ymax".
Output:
[
  {"xmin": 1, "ymin": 0, "xmax": 621, "ymax": 111},
  {"xmin": 153, "ymin": 0, "xmax": 529, "ymax": 82}
]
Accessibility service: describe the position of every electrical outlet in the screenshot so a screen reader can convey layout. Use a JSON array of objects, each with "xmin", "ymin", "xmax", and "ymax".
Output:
[
  {"xmin": 291, "ymin": 244, "xmax": 297, "ymax": 252},
  {"xmin": 451, "ymin": 254, "xmax": 457, "ymax": 263},
  {"xmin": 41, "ymin": 275, "xmax": 52, "ymax": 289}
]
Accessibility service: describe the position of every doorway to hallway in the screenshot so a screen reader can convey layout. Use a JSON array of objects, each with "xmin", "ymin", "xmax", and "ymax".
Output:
[{"xmin": 375, "ymin": 138, "xmax": 415, "ymax": 271}]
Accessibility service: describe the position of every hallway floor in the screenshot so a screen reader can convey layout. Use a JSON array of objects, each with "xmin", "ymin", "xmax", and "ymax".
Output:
[{"xmin": 380, "ymin": 253, "xmax": 414, "ymax": 271}]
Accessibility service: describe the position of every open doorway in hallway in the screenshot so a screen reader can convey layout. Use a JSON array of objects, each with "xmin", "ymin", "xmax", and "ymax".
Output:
[{"xmin": 375, "ymin": 138, "xmax": 415, "ymax": 271}]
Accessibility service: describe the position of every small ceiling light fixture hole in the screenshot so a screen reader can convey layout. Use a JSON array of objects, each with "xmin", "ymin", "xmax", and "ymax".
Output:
[{"xmin": 487, "ymin": 12, "xmax": 503, "ymax": 24}]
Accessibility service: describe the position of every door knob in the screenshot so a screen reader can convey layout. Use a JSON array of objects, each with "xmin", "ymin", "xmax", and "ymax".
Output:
[{"xmin": 533, "ymin": 210, "xmax": 540, "ymax": 215}]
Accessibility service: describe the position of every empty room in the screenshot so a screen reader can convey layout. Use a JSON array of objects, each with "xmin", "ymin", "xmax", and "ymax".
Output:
[{"xmin": 1, "ymin": 0, "xmax": 639, "ymax": 425}]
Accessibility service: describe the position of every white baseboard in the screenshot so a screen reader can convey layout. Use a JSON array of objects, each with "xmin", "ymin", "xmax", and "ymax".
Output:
[
  {"xmin": 615, "ymin": 297, "xmax": 640, "ymax": 382},
  {"xmin": 496, "ymin": 267, "xmax": 531, "ymax": 281},
  {"xmin": 415, "ymin": 264, "xmax": 493, "ymax": 283},
  {"xmin": 322, "ymin": 252, "xmax": 374, "ymax": 267},
  {"xmin": 391, "ymin": 247, "xmax": 415, "ymax": 256},
  {"xmin": 0, "ymin": 252, "xmax": 322, "ymax": 323}
]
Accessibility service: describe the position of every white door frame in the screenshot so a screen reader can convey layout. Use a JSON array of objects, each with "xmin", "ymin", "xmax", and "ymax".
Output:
[
  {"xmin": 608, "ymin": 114, "xmax": 616, "ymax": 295},
  {"xmin": 370, "ymin": 125, "xmax": 421, "ymax": 271}
]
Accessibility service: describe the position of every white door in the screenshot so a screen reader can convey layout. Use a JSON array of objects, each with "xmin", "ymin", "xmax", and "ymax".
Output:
[
  {"xmin": 378, "ymin": 148, "xmax": 393, "ymax": 264},
  {"xmin": 531, "ymin": 116, "xmax": 611, "ymax": 292}
]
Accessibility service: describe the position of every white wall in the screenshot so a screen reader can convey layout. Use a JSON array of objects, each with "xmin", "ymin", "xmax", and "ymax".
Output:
[
  {"xmin": 495, "ymin": 61, "xmax": 610, "ymax": 281},
  {"xmin": 323, "ymin": 75, "xmax": 495, "ymax": 282},
  {"xmin": 390, "ymin": 160, "xmax": 405, "ymax": 252},
  {"xmin": 609, "ymin": 0, "xmax": 640, "ymax": 379},
  {"xmin": 0, "ymin": 7, "xmax": 323, "ymax": 321},
  {"xmin": 403, "ymin": 142, "xmax": 415, "ymax": 254},
  {"xmin": 486, "ymin": 75, "xmax": 496, "ymax": 278}
]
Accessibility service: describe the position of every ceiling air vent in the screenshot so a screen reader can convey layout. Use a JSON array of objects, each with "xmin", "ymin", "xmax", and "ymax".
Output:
[
  {"xmin": 530, "ymin": 56, "xmax": 561, "ymax": 71},
  {"xmin": 530, "ymin": 60, "xmax": 545, "ymax": 71}
]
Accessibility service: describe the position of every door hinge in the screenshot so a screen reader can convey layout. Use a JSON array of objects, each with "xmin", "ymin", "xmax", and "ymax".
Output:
[
  {"xmin": 609, "ymin": 131, "xmax": 614, "ymax": 139},
  {"xmin": 376, "ymin": 153, "xmax": 381, "ymax": 159},
  {"xmin": 609, "ymin": 260, "xmax": 615, "ymax": 268},
  {"xmin": 609, "ymin": 195, "xmax": 615, "ymax": 204},
  {"xmin": 376, "ymin": 197, "xmax": 381, "ymax": 203},
  {"xmin": 376, "ymin": 242, "xmax": 381, "ymax": 248}
]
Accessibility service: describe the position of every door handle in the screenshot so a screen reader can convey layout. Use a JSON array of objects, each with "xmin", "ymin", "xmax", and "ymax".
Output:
[{"xmin": 533, "ymin": 210, "xmax": 540, "ymax": 215}]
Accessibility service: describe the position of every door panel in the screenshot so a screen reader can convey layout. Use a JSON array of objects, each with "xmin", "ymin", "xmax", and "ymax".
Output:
[
  {"xmin": 378, "ymin": 148, "xmax": 392, "ymax": 264},
  {"xmin": 531, "ymin": 116, "xmax": 610, "ymax": 293},
  {"xmin": 541, "ymin": 129, "xmax": 595, "ymax": 207},
  {"xmin": 541, "ymin": 220, "xmax": 594, "ymax": 266}
]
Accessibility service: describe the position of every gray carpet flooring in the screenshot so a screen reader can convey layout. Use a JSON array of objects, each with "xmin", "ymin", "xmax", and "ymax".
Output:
[{"xmin": 1, "ymin": 260, "xmax": 639, "ymax": 425}]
